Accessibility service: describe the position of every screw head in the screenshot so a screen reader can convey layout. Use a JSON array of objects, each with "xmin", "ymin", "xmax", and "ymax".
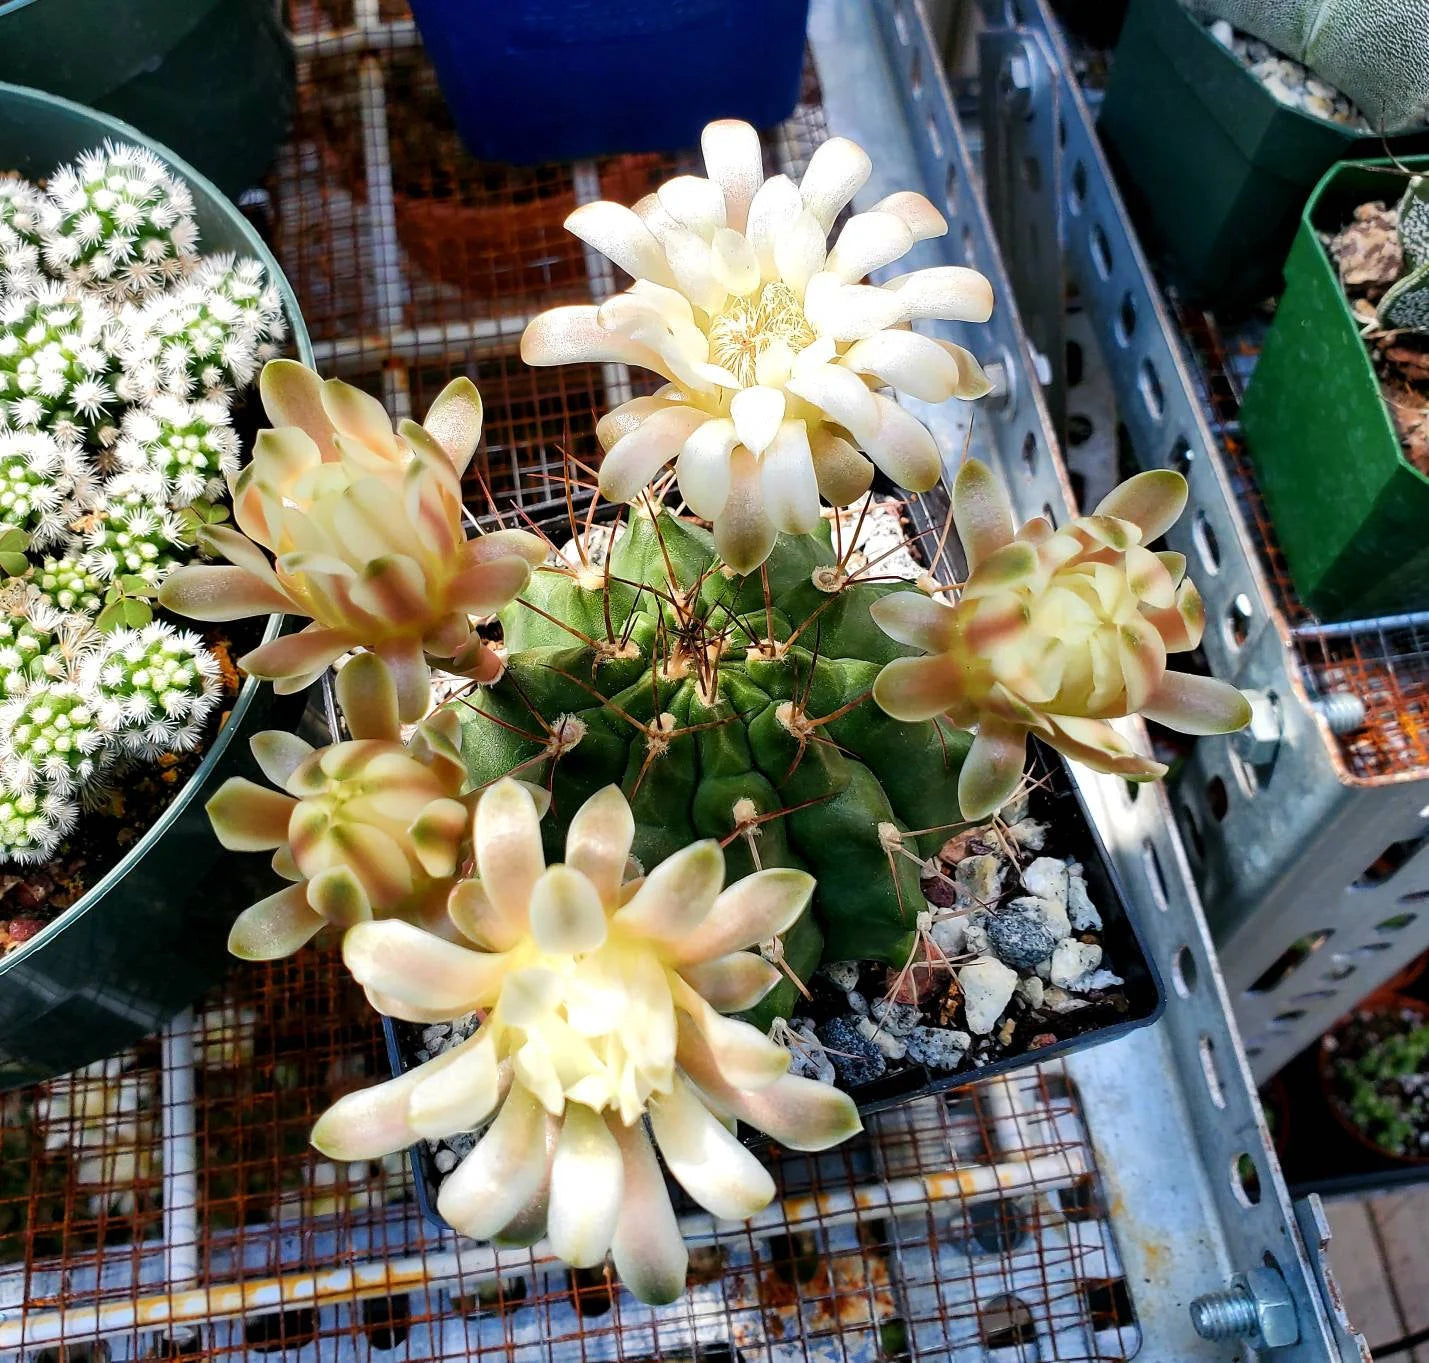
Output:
[
  {"xmin": 998, "ymin": 46, "xmax": 1036, "ymax": 112},
  {"xmin": 1232, "ymin": 689, "xmax": 1281, "ymax": 767},
  {"xmin": 1241, "ymin": 1268, "xmax": 1299, "ymax": 1349}
]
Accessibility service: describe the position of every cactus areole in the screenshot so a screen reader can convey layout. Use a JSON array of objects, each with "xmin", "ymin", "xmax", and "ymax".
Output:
[{"xmin": 454, "ymin": 505, "xmax": 971, "ymax": 1019}]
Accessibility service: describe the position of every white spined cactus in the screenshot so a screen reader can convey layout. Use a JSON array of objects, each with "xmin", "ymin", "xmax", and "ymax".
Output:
[
  {"xmin": 191, "ymin": 254, "xmax": 287, "ymax": 362},
  {"xmin": 39, "ymin": 142, "xmax": 199, "ymax": 300},
  {"xmin": 0, "ymin": 429, "xmax": 90, "ymax": 550},
  {"xmin": 0, "ymin": 179, "xmax": 44, "ymax": 297},
  {"xmin": 115, "ymin": 395, "xmax": 240, "ymax": 505},
  {"xmin": 121, "ymin": 277, "xmax": 264, "ymax": 404},
  {"xmin": 82, "ymin": 620, "xmax": 220, "ymax": 756},
  {"xmin": 0, "ymin": 282, "xmax": 120, "ymax": 445},
  {"xmin": 311, "ymin": 779, "xmax": 862, "ymax": 1305},
  {"xmin": 0, "ymin": 784, "xmax": 76, "ymax": 864},
  {"xmin": 26, "ymin": 550, "xmax": 105, "ymax": 620},
  {"xmin": 81, "ymin": 483, "xmax": 188, "ymax": 587},
  {"xmin": 0, "ymin": 679, "xmax": 111, "ymax": 796}
]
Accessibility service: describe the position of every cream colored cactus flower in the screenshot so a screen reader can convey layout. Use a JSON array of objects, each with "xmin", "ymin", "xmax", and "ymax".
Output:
[
  {"xmin": 520, "ymin": 119, "xmax": 994, "ymax": 572},
  {"xmin": 311, "ymin": 779, "xmax": 861, "ymax": 1304}
]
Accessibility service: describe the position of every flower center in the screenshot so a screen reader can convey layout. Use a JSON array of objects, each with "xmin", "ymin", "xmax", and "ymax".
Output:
[{"xmin": 708, "ymin": 281, "xmax": 815, "ymax": 387}]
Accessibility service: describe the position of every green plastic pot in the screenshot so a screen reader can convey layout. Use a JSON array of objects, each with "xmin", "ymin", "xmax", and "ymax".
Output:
[
  {"xmin": 0, "ymin": 0, "xmax": 294, "ymax": 198},
  {"xmin": 1098, "ymin": 0, "xmax": 1426, "ymax": 306},
  {"xmin": 1240, "ymin": 157, "xmax": 1429, "ymax": 620},
  {"xmin": 0, "ymin": 84, "xmax": 312, "ymax": 1091}
]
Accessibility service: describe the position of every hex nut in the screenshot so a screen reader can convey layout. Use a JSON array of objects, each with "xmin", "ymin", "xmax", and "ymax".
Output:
[{"xmin": 1238, "ymin": 1268, "xmax": 1299, "ymax": 1349}]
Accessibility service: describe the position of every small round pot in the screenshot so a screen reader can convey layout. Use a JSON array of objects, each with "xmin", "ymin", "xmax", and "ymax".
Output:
[
  {"xmin": 0, "ymin": 83, "xmax": 313, "ymax": 1090},
  {"xmin": 1319, "ymin": 995, "xmax": 1429, "ymax": 1166}
]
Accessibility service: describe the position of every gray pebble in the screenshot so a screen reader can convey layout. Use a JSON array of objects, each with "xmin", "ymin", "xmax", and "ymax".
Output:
[
  {"xmin": 822, "ymin": 960, "xmax": 860, "ymax": 991},
  {"xmin": 930, "ymin": 914, "xmax": 967, "ymax": 956},
  {"xmin": 1051, "ymin": 940, "xmax": 1103, "ymax": 988},
  {"xmin": 1017, "ymin": 976, "xmax": 1045, "ymax": 1009},
  {"xmin": 985, "ymin": 899, "xmax": 1060, "ymax": 970},
  {"xmin": 846, "ymin": 990, "xmax": 870, "ymax": 1017},
  {"xmin": 906, "ymin": 1026, "xmax": 972, "ymax": 1070},
  {"xmin": 1007, "ymin": 818, "xmax": 1048, "ymax": 853},
  {"xmin": 1042, "ymin": 986, "xmax": 1089, "ymax": 1015},
  {"xmin": 870, "ymin": 998, "xmax": 922, "ymax": 1037},
  {"xmin": 785, "ymin": 1022, "xmax": 837, "ymax": 1084},
  {"xmin": 856, "ymin": 1015, "xmax": 908, "ymax": 1060},
  {"xmin": 1069, "ymin": 968, "xmax": 1124, "ymax": 994},
  {"xmin": 963, "ymin": 916, "xmax": 991, "ymax": 956},
  {"xmin": 815, "ymin": 1016, "xmax": 888, "ymax": 1087},
  {"xmin": 433, "ymin": 1148, "xmax": 458, "ymax": 1174}
]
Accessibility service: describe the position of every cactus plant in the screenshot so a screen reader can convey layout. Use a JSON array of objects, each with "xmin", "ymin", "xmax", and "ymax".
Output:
[
  {"xmin": 1375, "ymin": 176, "xmax": 1429, "ymax": 331},
  {"xmin": 521, "ymin": 118, "xmax": 993, "ymax": 571},
  {"xmin": 0, "ymin": 430, "xmax": 88, "ymax": 550},
  {"xmin": 80, "ymin": 484, "xmax": 188, "ymax": 589},
  {"xmin": 39, "ymin": 142, "xmax": 199, "ymax": 300},
  {"xmin": 1184, "ymin": 0, "xmax": 1429, "ymax": 134},
  {"xmin": 114, "ymin": 395, "xmax": 241, "ymax": 506},
  {"xmin": 25, "ymin": 550, "xmax": 105, "ymax": 620},
  {"xmin": 310, "ymin": 778, "xmax": 860, "ymax": 1305},
  {"xmin": 0, "ymin": 681, "xmax": 111, "ymax": 797}
]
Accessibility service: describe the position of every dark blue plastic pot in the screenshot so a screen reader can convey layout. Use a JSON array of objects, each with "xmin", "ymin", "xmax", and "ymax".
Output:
[{"xmin": 406, "ymin": 0, "xmax": 812, "ymax": 164}]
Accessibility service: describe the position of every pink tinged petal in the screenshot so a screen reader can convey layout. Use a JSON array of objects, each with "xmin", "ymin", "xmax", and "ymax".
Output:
[
  {"xmin": 204, "ymin": 521, "xmax": 291, "ymax": 587},
  {"xmin": 251, "ymin": 731, "xmax": 315, "ymax": 789},
  {"xmin": 1157, "ymin": 550, "xmax": 1189, "ymax": 584},
  {"xmin": 873, "ymin": 655, "xmax": 963, "ymax": 722},
  {"xmin": 437, "ymin": 1084, "xmax": 550, "ymax": 1239},
  {"xmin": 675, "ymin": 1015, "xmax": 862, "ymax": 1151},
  {"xmin": 939, "ymin": 340, "xmax": 994, "ymax": 398},
  {"xmin": 406, "ymin": 1031, "xmax": 503, "ymax": 1138},
  {"xmin": 649, "ymin": 1075, "xmax": 776, "ymax": 1221},
  {"xmin": 729, "ymin": 386, "xmax": 785, "ymax": 457},
  {"xmin": 547, "ymin": 1103, "xmax": 625, "ymax": 1268},
  {"xmin": 228, "ymin": 882, "xmax": 325, "ymax": 960},
  {"xmin": 673, "ymin": 978, "xmax": 790, "ymax": 1088},
  {"xmin": 447, "ymin": 553, "xmax": 532, "ymax": 616},
  {"xmin": 409, "ymin": 798, "xmax": 469, "ymax": 878},
  {"xmin": 239, "ymin": 626, "xmax": 352, "ymax": 691},
  {"xmin": 260, "ymin": 359, "xmax": 339, "ymax": 459},
  {"xmin": 373, "ymin": 637, "xmax": 430, "ymax": 724},
  {"xmin": 529, "ymin": 863, "xmax": 608, "ymax": 954},
  {"xmin": 657, "ymin": 174, "xmax": 727, "ymax": 237},
  {"xmin": 364, "ymin": 986, "xmax": 471, "ymax": 1023},
  {"xmin": 420, "ymin": 376, "xmax": 484, "ymax": 475},
  {"xmin": 760, "ymin": 420, "xmax": 820, "ymax": 535},
  {"xmin": 679, "ymin": 952, "xmax": 782, "ymax": 1011},
  {"xmin": 343, "ymin": 919, "xmax": 505, "ymax": 1013},
  {"xmin": 710, "ymin": 228, "xmax": 760, "ymax": 297},
  {"xmin": 564, "ymin": 200, "xmax": 675, "ymax": 286},
  {"xmin": 671, "ymin": 867, "xmax": 813, "ymax": 964},
  {"xmin": 802, "ymin": 276, "xmax": 906, "ymax": 341},
  {"xmin": 714, "ymin": 445, "xmax": 778, "ymax": 573},
  {"xmin": 826, "ymin": 211, "xmax": 915, "ymax": 283},
  {"xmin": 1117, "ymin": 619, "xmax": 1168, "ymax": 713},
  {"xmin": 306, "ymin": 864, "xmax": 374, "ymax": 928},
  {"xmin": 676, "ymin": 417, "xmax": 737, "ymax": 521},
  {"xmin": 869, "ymin": 590, "xmax": 959, "ymax": 653},
  {"xmin": 884, "ymin": 266, "xmax": 995, "ymax": 323},
  {"xmin": 206, "ymin": 777, "xmax": 295, "ymax": 850},
  {"xmin": 319, "ymin": 822, "xmax": 413, "ymax": 911},
  {"xmin": 1124, "ymin": 543, "xmax": 1177, "ymax": 611},
  {"xmin": 348, "ymin": 554, "xmax": 430, "ymax": 624},
  {"xmin": 599, "ymin": 405, "xmax": 709, "ymax": 504},
  {"xmin": 1140, "ymin": 670, "xmax": 1253, "ymax": 735},
  {"xmin": 608, "ymin": 1117, "xmax": 688, "ymax": 1304},
  {"xmin": 465, "ymin": 527, "xmax": 549, "ymax": 569},
  {"xmin": 785, "ymin": 363, "xmax": 879, "ymax": 444},
  {"xmin": 701, "ymin": 119, "xmax": 763, "ymax": 232},
  {"xmin": 1043, "ymin": 715, "xmax": 1165, "ymax": 779},
  {"xmin": 772, "ymin": 209, "xmax": 828, "ymax": 296},
  {"xmin": 475, "ymin": 777, "xmax": 547, "ymax": 945},
  {"xmin": 959, "ymin": 717, "xmax": 1030, "ymax": 820},
  {"xmin": 565, "ymin": 784, "xmax": 635, "ymax": 905},
  {"xmin": 799, "ymin": 136, "xmax": 872, "ymax": 234},
  {"xmin": 493, "ymin": 1116, "xmax": 558, "ymax": 1248},
  {"xmin": 953, "ymin": 458, "xmax": 1015, "ymax": 570},
  {"xmin": 1094, "ymin": 469, "xmax": 1188, "ymax": 543},
  {"xmin": 870, "ymin": 190, "xmax": 948, "ymax": 242},
  {"xmin": 745, "ymin": 173, "xmax": 804, "ymax": 280},
  {"xmin": 158, "ymin": 564, "xmax": 290, "ymax": 622},
  {"xmin": 319, "ymin": 376, "xmax": 402, "ymax": 460},
  {"xmin": 614, "ymin": 839, "xmax": 725, "ymax": 941},
  {"xmin": 809, "ymin": 429, "xmax": 873, "ymax": 506},
  {"xmin": 841, "ymin": 329, "xmax": 961, "ymax": 402},
  {"xmin": 520, "ymin": 305, "xmax": 675, "ymax": 382},
  {"xmin": 333, "ymin": 652, "xmax": 401, "ymax": 742},
  {"xmin": 447, "ymin": 877, "xmax": 502, "ymax": 949},
  {"xmin": 1144, "ymin": 578, "xmax": 1205, "ymax": 653},
  {"xmin": 861, "ymin": 394, "xmax": 941, "ymax": 492}
]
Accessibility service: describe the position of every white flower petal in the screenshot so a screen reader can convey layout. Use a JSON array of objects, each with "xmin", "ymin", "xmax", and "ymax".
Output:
[
  {"xmin": 869, "ymin": 590, "xmax": 959, "ymax": 652},
  {"xmin": 649, "ymin": 1074, "xmax": 776, "ymax": 1221},
  {"xmin": 563, "ymin": 201, "xmax": 675, "ymax": 287},
  {"xmin": 599, "ymin": 405, "xmax": 709, "ymax": 503},
  {"xmin": 841, "ymin": 329, "xmax": 963, "ymax": 402},
  {"xmin": 609, "ymin": 1117, "xmax": 688, "ymax": 1304},
  {"xmin": 343, "ymin": 920, "xmax": 506, "ymax": 1014},
  {"xmin": 784, "ymin": 362, "xmax": 879, "ymax": 444},
  {"xmin": 614, "ymin": 839, "xmax": 724, "ymax": 941},
  {"xmin": 676, "ymin": 417, "xmax": 737, "ymax": 520},
  {"xmin": 799, "ymin": 136, "xmax": 872, "ymax": 234},
  {"xmin": 701, "ymin": 119, "xmax": 764, "ymax": 233},
  {"xmin": 679, "ymin": 952, "xmax": 783, "ymax": 1012},
  {"xmin": 804, "ymin": 277, "xmax": 907, "ymax": 341},
  {"xmin": 657, "ymin": 175, "xmax": 727, "ymax": 239},
  {"xmin": 715, "ymin": 444, "xmax": 778, "ymax": 573},
  {"xmin": 436, "ymin": 1084, "xmax": 550, "ymax": 1239},
  {"xmin": 595, "ymin": 393, "xmax": 687, "ymax": 453},
  {"xmin": 673, "ymin": 979, "xmax": 792, "ymax": 1089},
  {"xmin": 870, "ymin": 190, "xmax": 948, "ymax": 243},
  {"xmin": 528, "ymin": 864, "xmax": 608, "ymax": 954},
  {"xmin": 662, "ymin": 225, "xmax": 727, "ymax": 314},
  {"xmin": 521, "ymin": 305, "xmax": 676, "ymax": 381},
  {"xmin": 810, "ymin": 429, "xmax": 874, "ymax": 506},
  {"xmin": 745, "ymin": 173, "xmax": 804, "ymax": 281},
  {"xmin": 474, "ymin": 778, "xmax": 547, "ymax": 945},
  {"xmin": 826, "ymin": 211, "xmax": 916, "ymax": 283},
  {"xmin": 407, "ymin": 1031, "xmax": 504, "ymax": 1138},
  {"xmin": 883, "ymin": 265, "xmax": 994, "ymax": 323},
  {"xmin": 729, "ymin": 385, "xmax": 785, "ymax": 456},
  {"xmin": 760, "ymin": 419, "xmax": 820, "ymax": 535},
  {"xmin": 772, "ymin": 209, "xmax": 828, "ymax": 296},
  {"xmin": 564, "ymin": 784, "xmax": 635, "ymax": 905},
  {"xmin": 862, "ymin": 393, "xmax": 942, "ymax": 491},
  {"xmin": 671, "ymin": 867, "xmax": 814, "ymax": 964},
  {"xmin": 710, "ymin": 227, "xmax": 760, "ymax": 298},
  {"xmin": 548, "ymin": 1104, "xmax": 625, "ymax": 1268}
]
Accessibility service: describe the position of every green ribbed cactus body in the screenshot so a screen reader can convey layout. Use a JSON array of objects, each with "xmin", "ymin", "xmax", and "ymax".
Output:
[
  {"xmin": 1187, "ymin": 0, "xmax": 1429, "ymax": 132},
  {"xmin": 453, "ymin": 509, "xmax": 971, "ymax": 1023}
]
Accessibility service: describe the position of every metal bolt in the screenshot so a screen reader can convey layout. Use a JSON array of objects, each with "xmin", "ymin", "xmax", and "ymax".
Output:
[
  {"xmin": 1190, "ymin": 1269, "xmax": 1300, "ymax": 1349},
  {"xmin": 999, "ymin": 47, "xmax": 1035, "ymax": 114},
  {"xmin": 1312, "ymin": 691, "xmax": 1366, "ymax": 736},
  {"xmin": 1232, "ymin": 689, "xmax": 1282, "ymax": 767}
]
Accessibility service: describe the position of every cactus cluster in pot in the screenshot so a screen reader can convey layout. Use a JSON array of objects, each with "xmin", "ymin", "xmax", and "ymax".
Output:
[{"xmin": 172, "ymin": 119, "xmax": 1249, "ymax": 1303}]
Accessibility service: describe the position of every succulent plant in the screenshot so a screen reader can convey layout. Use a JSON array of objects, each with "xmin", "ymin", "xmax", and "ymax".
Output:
[
  {"xmin": 122, "ymin": 280, "xmax": 261, "ymax": 404},
  {"xmin": 0, "ymin": 680, "xmax": 111, "ymax": 797},
  {"xmin": 450, "ymin": 504, "xmax": 972, "ymax": 997},
  {"xmin": 1185, "ymin": 0, "xmax": 1429, "ymax": 134},
  {"xmin": 159, "ymin": 360, "xmax": 547, "ymax": 721},
  {"xmin": 521, "ymin": 118, "xmax": 992, "ymax": 571},
  {"xmin": 82, "ymin": 620, "xmax": 221, "ymax": 756},
  {"xmin": 80, "ymin": 484, "xmax": 188, "ymax": 588},
  {"xmin": 39, "ymin": 142, "xmax": 199, "ymax": 300},
  {"xmin": 1374, "ymin": 176, "xmax": 1429, "ymax": 331},
  {"xmin": 871, "ymin": 460, "xmax": 1251, "ymax": 819},
  {"xmin": 311, "ymin": 778, "xmax": 860, "ymax": 1304},
  {"xmin": 207, "ymin": 654, "xmax": 478, "ymax": 961},
  {"xmin": 114, "ymin": 395, "xmax": 241, "ymax": 506},
  {"xmin": 191, "ymin": 254, "xmax": 288, "ymax": 362},
  {"xmin": 0, "ymin": 283, "xmax": 119, "ymax": 446},
  {"xmin": 0, "ymin": 178, "xmax": 45, "ymax": 297},
  {"xmin": 25, "ymin": 549, "xmax": 105, "ymax": 620},
  {"xmin": 0, "ymin": 429, "xmax": 91, "ymax": 549},
  {"xmin": 0, "ymin": 599, "xmax": 98, "ymax": 694},
  {"xmin": 0, "ymin": 784, "xmax": 75, "ymax": 864}
]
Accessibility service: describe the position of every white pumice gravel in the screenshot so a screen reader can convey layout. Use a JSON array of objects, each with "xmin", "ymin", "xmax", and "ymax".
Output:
[
  {"xmin": 958, "ymin": 957, "xmax": 1019, "ymax": 1035},
  {"xmin": 1050, "ymin": 940, "xmax": 1104, "ymax": 989},
  {"xmin": 1207, "ymin": 19, "xmax": 1367, "ymax": 126}
]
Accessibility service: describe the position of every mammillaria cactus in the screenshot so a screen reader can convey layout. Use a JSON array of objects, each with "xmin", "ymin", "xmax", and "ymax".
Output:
[
  {"xmin": 0, "ymin": 178, "xmax": 44, "ymax": 296},
  {"xmin": 871, "ymin": 460, "xmax": 1252, "ymax": 819},
  {"xmin": 1185, "ymin": 0, "xmax": 1429, "ymax": 133},
  {"xmin": 114, "ymin": 395, "xmax": 240, "ymax": 505},
  {"xmin": 39, "ymin": 142, "xmax": 199, "ymax": 300},
  {"xmin": 80, "ymin": 484, "xmax": 188, "ymax": 588},
  {"xmin": 521, "ymin": 118, "xmax": 993, "ymax": 571},
  {"xmin": 25, "ymin": 550, "xmax": 106, "ymax": 619},
  {"xmin": 159, "ymin": 361, "xmax": 547, "ymax": 720},
  {"xmin": 0, "ymin": 430, "xmax": 87, "ymax": 549},
  {"xmin": 310, "ymin": 778, "xmax": 860, "ymax": 1304},
  {"xmin": 0, "ymin": 681, "xmax": 111, "ymax": 797},
  {"xmin": 82, "ymin": 620, "xmax": 221, "ymax": 755}
]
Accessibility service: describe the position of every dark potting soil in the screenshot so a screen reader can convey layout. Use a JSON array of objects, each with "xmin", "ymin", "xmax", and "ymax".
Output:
[
  {"xmin": 1322, "ymin": 1002, "xmax": 1429, "ymax": 1162},
  {"xmin": 1325, "ymin": 201, "xmax": 1429, "ymax": 477}
]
